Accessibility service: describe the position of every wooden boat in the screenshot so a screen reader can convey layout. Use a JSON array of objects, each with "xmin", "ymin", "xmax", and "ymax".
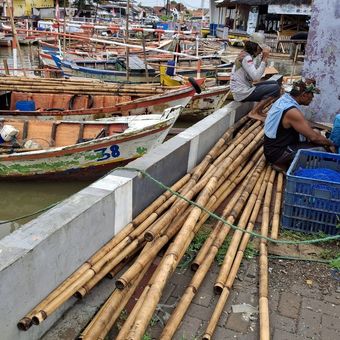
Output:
[
  {"xmin": 51, "ymin": 54, "xmax": 158, "ymax": 84},
  {"xmin": 0, "ymin": 105, "xmax": 182, "ymax": 180},
  {"xmin": 0, "ymin": 78, "xmax": 202, "ymax": 119}
]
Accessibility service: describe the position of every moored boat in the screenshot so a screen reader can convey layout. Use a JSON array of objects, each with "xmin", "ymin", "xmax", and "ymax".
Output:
[
  {"xmin": 0, "ymin": 105, "xmax": 182, "ymax": 180},
  {"xmin": 0, "ymin": 78, "xmax": 201, "ymax": 119}
]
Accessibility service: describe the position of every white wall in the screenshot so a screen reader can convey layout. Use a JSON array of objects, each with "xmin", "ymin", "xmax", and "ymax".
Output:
[{"xmin": 303, "ymin": 0, "xmax": 340, "ymax": 123}]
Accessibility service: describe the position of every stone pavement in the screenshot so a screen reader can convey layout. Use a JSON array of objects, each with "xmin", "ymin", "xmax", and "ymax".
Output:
[
  {"xmin": 43, "ymin": 257, "xmax": 340, "ymax": 340},
  {"xmin": 146, "ymin": 258, "xmax": 340, "ymax": 340}
]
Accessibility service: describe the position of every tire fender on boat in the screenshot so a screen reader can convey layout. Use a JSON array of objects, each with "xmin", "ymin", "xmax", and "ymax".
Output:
[{"xmin": 188, "ymin": 77, "xmax": 202, "ymax": 94}]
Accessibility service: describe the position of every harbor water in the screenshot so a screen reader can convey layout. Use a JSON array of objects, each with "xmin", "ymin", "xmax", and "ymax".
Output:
[{"xmin": 0, "ymin": 45, "xmax": 93, "ymax": 237}]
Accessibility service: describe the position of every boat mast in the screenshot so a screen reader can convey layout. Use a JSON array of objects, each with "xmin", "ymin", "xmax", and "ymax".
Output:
[
  {"xmin": 125, "ymin": 0, "xmax": 130, "ymax": 82},
  {"xmin": 6, "ymin": 0, "xmax": 26, "ymax": 76}
]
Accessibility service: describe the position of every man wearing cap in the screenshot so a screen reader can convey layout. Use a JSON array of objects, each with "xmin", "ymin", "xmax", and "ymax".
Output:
[
  {"xmin": 264, "ymin": 79, "xmax": 335, "ymax": 168},
  {"xmin": 230, "ymin": 32, "xmax": 280, "ymax": 121}
]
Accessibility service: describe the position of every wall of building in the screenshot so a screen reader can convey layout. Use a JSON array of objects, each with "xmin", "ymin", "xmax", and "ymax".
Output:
[
  {"xmin": 303, "ymin": 0, "xmax": 340, "ymax": 123},
  {"xmin": 0, "ymin": 101, "xmax": 253, "ymax": 340}
]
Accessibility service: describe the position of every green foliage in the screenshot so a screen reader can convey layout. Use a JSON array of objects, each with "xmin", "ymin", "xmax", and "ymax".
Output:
[
  {"xmin": 280, "ymin": 230, "xmax": 328, "ymax": 241},
  {"xmin": 216, "ymin": 236, "xmax": 256, "ymax": 266},
  {"xmin": 330, "ymin": 257, "xmax": 340, "ymax": 270},
  {"xmin": 142, "ymin": 333, "xmax": 152, "ymax": 340},
  {"xmin": 177, "ymin": 227, "xmax": 211, "ymax": 269}
]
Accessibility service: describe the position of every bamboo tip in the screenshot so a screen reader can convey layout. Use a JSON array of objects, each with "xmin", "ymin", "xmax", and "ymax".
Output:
[
  {"xmin": 202, "ymin": 335, "xmax": 211, "ymax": 340},
  {"xmin": 17, "ymin": 317, "xmax": 32, "ymax": 331},
  {"xmin": 214, "ymin": 283, "xmax": 224, "ymax": 295},
  {"xmin": 144, "ymin": 231, "xmax": 155, "ymax": 242},
  {"xmin": 74, "ymin": 288, "xmax": 87, "ymax": 299},
  {"xmin": 115, "ymin": 278, "xmax": 128, "ymax": 290},
  {"xmin": 190, "ymin": 262, "xmax": 199, "ymax": 272},
  {"xmin": 31, "ymin": 311, "xmax": 46, "ymax": 325}
]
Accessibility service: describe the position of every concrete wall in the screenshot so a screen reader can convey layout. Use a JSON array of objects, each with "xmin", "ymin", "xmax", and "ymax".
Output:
[
  {"xmin": 303, "ymin": 0, "xmax": 340, "ymax": 123},
  {"xmin": 0, "ymin": 101, "xmax": 252, "ymax": 340}
]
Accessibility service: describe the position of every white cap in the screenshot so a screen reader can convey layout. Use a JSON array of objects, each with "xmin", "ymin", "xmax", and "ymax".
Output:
[{"xmin": 249, "ymin": 32, "xmax": 270, "ymax": 50}]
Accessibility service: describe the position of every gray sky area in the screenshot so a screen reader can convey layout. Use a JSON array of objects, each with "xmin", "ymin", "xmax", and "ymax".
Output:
[{"xmin": 140, "ymin": 0, "xmax": 208, "ymax": 9}]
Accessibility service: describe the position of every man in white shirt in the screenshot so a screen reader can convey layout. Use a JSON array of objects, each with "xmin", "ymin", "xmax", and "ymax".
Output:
[{"xmin": 230, "ymin": 32, "xmax": 280, "ymax": 121}]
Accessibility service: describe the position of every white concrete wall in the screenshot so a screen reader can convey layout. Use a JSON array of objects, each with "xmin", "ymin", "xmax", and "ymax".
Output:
[
  {"xmin": 303, "ymin": 0, "xmax": 340, "ymax": 123},
  {"xmin": 0, "ymin": 101, "xmax": 253, "ymax": 340}
]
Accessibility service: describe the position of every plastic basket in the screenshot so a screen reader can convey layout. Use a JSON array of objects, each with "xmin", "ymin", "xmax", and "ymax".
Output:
[{"xmin": 281, "ymin": 150, "xmax": 340, "ymax": 235}]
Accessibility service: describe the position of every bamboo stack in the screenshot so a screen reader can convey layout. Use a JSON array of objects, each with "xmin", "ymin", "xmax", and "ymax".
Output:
[
  {"xmin": 18, "ymin": 116, "xmax": 285, "ymax": 339},
  {"xmin": 17, "ymin": 116, "xmax": 249, "ymax": 331},
  {"xmin": 124, "ymin": 127, "xmax": 264, "ymax": 339},
  {"xmin": 202, "ymin": 166, "xmax": 272, "ymax": 340},
  {"xmin": 0, "ymin": 76, "xmax": 173, "ymax": 97}
]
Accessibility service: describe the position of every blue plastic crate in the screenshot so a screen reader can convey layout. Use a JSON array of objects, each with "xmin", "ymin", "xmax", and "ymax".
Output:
[{"xmin": 282, "ymin": 150, "xmax": 340, "ymax": 235}]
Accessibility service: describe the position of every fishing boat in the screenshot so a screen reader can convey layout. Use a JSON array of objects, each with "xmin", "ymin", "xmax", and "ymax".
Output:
[
  {"xmin": 0, "ymin": 105, "xmax": 182, "ymax": 180},
  {"xmin": 51, "ymin": 54, "xmax": 158, "ymax": 83},
  {"xmin": 0, "ymin": 77, "xmax": 202, "ymax": 119}
]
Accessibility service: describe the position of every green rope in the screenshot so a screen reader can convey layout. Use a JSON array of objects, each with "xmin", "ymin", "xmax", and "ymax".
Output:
[
  {"xmin": 268, "ymin": 254, "xmax": 331, "ymax": 264},
  {"xmin": 113, "ymin": 167, "xmax": 340, "ymax": 245},
  {"xmin": 0, "ymin": 202, "xmax": 60, "ymax": 225}
]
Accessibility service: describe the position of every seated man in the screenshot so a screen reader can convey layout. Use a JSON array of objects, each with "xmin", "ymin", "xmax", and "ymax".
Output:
[{"xmin": 264, "ymin": 78, "xmax": 335, "ymax": 169}]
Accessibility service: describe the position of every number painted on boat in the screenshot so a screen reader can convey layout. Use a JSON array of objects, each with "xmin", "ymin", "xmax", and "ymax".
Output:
[{"xmin": 95, "ymin": 145, "xmax": 121, "ymax": 161}]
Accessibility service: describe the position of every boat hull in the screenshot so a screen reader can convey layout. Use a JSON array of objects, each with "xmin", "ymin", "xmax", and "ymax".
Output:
[{"xmin": 0, "ymin": 107, "xmax": 181, "ymax": 180}]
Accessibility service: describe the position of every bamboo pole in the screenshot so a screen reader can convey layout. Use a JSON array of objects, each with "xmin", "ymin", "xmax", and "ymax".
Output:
[
  {"xmin": 259, "ymin": 168, "xmax": 276, "ymax": 340},
  {"xmin": 145, "ymin": 124, "xmax": 263, "ymax": 242},
  {"xmin": 126, "ymin": 135, "xmax": 264, "ymax": 339},
  {"xmin": 143, "ymin": 120, "xmax": 238, "ymax": 241},
  {"xmin": 214, "ymin": 168, "xmax": 268, "ymax": 292},
  {"xmin": 271, "ymin": 172, "xmax": 283, "ymax": 239},
  {"xmin": 202, "ymin": 166, "xmax": 272, "ymax": 340},
  {"xmin": 22, "ymin": 173, "xmax": 191, "ymax": 326},
  {"xmin": 160, "ymin": 159, "xmax": 267, "ymax": 339},
  {"xmin": 191, "ymin": 147, "xmax": 263, "ymax": 271},
  {"xmin": 79, "ymin": 245, "xmax": 153, "ymax": 340}
]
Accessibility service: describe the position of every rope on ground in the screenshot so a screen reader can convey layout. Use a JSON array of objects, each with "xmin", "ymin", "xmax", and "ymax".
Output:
[
  {"xmin": 113, "ymin": 167, "xmax": 340, "ymax": 245},
  {"xmin": 0, "ymin": 202, "xmax": 60, "ymax": 225}
]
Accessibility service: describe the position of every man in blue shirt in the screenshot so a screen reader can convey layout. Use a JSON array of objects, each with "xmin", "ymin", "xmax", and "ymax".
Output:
[{"xmin": 264, "ymin": 79, "xmax": 335, "ymax": 168}]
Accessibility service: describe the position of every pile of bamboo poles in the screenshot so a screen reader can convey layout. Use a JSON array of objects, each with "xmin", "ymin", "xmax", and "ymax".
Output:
[
  {"xmin": 0, "ymin": 76, "xmax": 174, "ymax": 96},
  {"xmin": 18, "ymin": 116, "xmax": 284, "ymax": 339}
]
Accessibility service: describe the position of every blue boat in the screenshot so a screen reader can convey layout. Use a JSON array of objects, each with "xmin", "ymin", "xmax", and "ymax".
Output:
[{"xmin": 51, "ymin": 54, "xmax": 157, "ymax": 84}]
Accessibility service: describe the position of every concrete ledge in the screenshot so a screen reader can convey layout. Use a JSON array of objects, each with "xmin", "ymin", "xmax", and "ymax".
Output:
[{"xmin": 0, "ymin": 100, "xmax": 252, "ymax": 340}]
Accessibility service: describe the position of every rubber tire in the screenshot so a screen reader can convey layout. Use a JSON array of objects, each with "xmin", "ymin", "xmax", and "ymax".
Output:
[
  {"xmin": 188, "ymin": 77, "xmax": 201, "ymax": 94},
  {"xmin": 46, "ymin": 108, "xmax": 65, "ymax": 111},
  {"xmin": 69, "ymin": 94, "xmax": 94, "ymax": 110}
]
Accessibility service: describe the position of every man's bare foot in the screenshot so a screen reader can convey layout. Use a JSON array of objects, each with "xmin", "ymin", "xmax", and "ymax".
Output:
[{"xmin": 248, "ymin": 110, "xmax": 266, "ymax": 122}]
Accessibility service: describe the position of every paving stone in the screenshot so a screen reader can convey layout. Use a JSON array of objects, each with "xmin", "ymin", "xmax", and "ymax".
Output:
[
  {"xmin": 320, "ymin": 327, "xmax": 340, "ymax": 339},
  {"xmin": 273, "ymin": 328, "xmax": 303, "ymax": 340},
  {"xmin": 269, "ymin": 290, "xmax": 280, "ymax": 312},
  {"xmin": 225, "ymin": 312, "xmax": 250, "ymax": 333},
  {"xmin": 322, "ymin": 291, "xmax": 340, "ymax": 305},
  {"xmin": 301, "ymin": 297, "xmax": 340, "ymax": 317},
  {"xmin": 321, "ymin": 313, "xmax": 340, "ymax": 331},
  {"xmin": 270, "ymin": 311, "xmax": 296, "ymax": 333},
  {"xmin": 192, "ymin": 270, "xmax": 216, "ymax": 307},
  {"xmin": 160, "ymin": 282, "xmax": 177, "ymax": 304},
  {"xmin": 171, "ymin": 268, "xmax": 193, "ymax": 288},
  {"xmin": 234, "ymin": 290, "xmax": 258, "ymax": 306},
  {"xmin": 278, "ymin": 292, "xmax": 301, "ymax": 319},
  {"xmin": 297, "ymin": 308, "xmax": 321, "ymax": 339},
  {"xmin": 290, "ymin": 283, "xmax": 323, "ymax": 299},
  {"xmin": 212, "ymin": 326, "xmax": 240, "ymax": 339},
  {"xmin": 244, "ymin": 262, "xmax": 258, "ymax": 282},
  {"xmin": 174, "ymin": 315, "xmax": 202, "ymax": 340},
  {"xmin": 186, "ymin": 302, "xmax": 215, "ymax": 321}
]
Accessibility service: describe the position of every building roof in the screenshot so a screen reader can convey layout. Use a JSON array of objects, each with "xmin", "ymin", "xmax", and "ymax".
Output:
[{"xmin": 216, "ymin": 0, "xmax": 311, "ymax": 5}]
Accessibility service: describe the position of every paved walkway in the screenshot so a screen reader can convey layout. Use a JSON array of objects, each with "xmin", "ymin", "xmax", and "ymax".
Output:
[{"xmin": 43, "ymin": 256, "xmax": 339, "ymax": 340}]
